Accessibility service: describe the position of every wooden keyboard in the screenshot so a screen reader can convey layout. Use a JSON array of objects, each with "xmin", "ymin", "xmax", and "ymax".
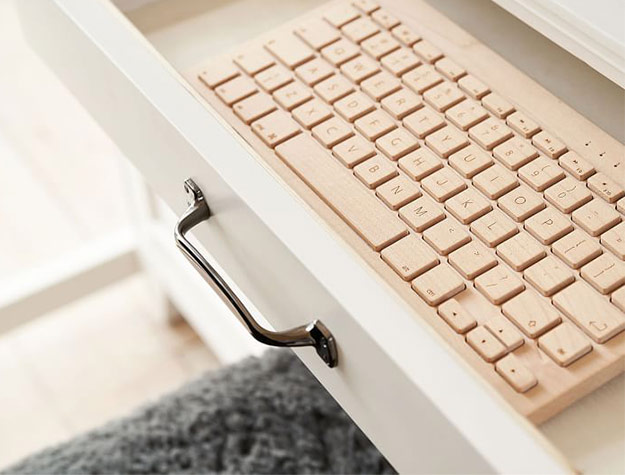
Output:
[{"xmin": 187, "ymin": 0, "xmax": 625, "ymax": 423}]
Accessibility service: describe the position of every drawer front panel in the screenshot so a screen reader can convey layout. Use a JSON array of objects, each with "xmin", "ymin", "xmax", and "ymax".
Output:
[{"xmin": 15, "ymin": 0, "xmax": 568, "ymax": 472}]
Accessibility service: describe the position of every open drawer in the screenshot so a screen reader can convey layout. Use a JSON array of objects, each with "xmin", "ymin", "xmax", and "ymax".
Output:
[{"xmin": 16, "ymin": 0, "xmax": 624, "ymax": 472}]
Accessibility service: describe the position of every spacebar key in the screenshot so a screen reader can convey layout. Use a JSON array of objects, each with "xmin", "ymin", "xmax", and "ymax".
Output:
[{"xmin": 276, "ymin": 134, "xmax": 408, "ymax": 251}]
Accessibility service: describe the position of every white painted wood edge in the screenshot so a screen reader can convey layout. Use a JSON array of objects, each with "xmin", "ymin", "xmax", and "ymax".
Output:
[
  {"xmin": 0, "ymin": 227, "xmax": 139, "ymax": 333},
  {"xmin": 110, "ymin": 0, "xmax": 160, "ymax": 13},
  {"xmin": 491, "ymin": 0, "xmax": 625, "ymax": 88}
]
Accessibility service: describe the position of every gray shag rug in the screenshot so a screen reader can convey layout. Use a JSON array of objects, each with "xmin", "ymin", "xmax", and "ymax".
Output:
[{"xmin": 5, "ymin": 350, "xmax": 395, "ymax": 474}]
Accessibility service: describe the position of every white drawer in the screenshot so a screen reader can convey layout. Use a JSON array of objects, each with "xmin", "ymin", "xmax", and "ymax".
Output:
[{"xmin": 16, "ymin": 0, "xmax": 623, "ymax": 473}]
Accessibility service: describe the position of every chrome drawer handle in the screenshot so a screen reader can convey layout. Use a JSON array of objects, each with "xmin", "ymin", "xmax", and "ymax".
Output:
[{"xmin": 174, "ymin": 179, "xmax": 338, "ymax": 368}]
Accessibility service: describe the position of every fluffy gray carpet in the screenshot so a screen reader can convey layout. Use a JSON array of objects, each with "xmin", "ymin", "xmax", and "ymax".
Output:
[{"xmin": 5, "ymin": 350, "xmax": 395, "ymax": 474}]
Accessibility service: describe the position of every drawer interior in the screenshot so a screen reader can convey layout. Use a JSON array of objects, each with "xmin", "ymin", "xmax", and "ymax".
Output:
[{"xmin": 111, "ymin": 0, "xmax": 625, "ymax": 472}]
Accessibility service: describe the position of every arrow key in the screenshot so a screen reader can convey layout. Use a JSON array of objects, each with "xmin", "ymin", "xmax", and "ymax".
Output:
[{"xmin": 538, "ymin": 322, "xmax": 592, "ymax": 367}]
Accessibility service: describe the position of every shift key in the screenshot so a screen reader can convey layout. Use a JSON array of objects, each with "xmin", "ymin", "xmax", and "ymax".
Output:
[
  {"xmin": 276, "ymin": 134, "xmax": 408, "ymax": 250},
  {"xmin": 552, "ymin": 281, "xmax": 625, "ymax": 343}
]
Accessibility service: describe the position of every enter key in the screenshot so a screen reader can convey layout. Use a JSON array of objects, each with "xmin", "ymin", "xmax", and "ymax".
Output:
[{"xmin": 553, "ymin": 281, "xmax": 625, "ymax": 344}]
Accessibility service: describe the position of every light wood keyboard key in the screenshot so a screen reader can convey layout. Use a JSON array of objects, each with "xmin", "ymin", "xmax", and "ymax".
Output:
[
  {"xmin": 525, "ymin": 207, "xmax": 573, "ymax": 245},
  {"xmin": 380, "ymin": 48, "xmax": 421, "ymax": 77},
  {"xmin": 545, "ymin": 177, "xmax": 592, "ymax": 213},
  {"xmin": 361, "ymin": 70, "xmax": 402, "ymax": 101},
  {"xmin": 391, "ymin": 24, "xmax": 421, "ymax": 47},
  {"xmin": 495, "ymin": 354, "xmax": 537, "ymax": 393},
  {"xmin": 445, "ymin": 100, "xmax": 489, "ymax": 131},
  {"xmin": 506, "ymin": 111, "xmax": 540, "ymax": 138},
  {"xmin": 255, "ymin": 64, "xmax": 293, "ymax": 92},
  {"xmin": 458, "ymin": 74, "xmax": 490, "ymax": 99},
  {"xmin": 371, "ymin": 8, "xmax": 400, "ymax": 29},
  {"xmin": 265, "ymin": 34, "xmax": 315, "ymax": 69},
  {"xmin": 215, "ymin": 76, "xmax": 257, "ymax": 106},
  {"xmin": 423, "ymin": 82, "xmax": 465, "ymax": 112},
  {"xmin": 423, "ymin": 219, "xmax": 471, "ymax": 255},
  {"xmin": 435, "ymin": 57, "xmax": 466, "ymax": 82},
  {"xmin": 251, "ymin": 110, "xmax": 300, "ymax": 148},
  {"xmin": 376, "ymin": 128, "xmax": 419, "ymax": 160},
  {"xmin": 493, "ymin": 136, "xmax": 539, "ymax": 170},
  {"xmin": 381, "ymin": 234, "xmax": 438, "ymax": 280},
  {"xmin": 353, "ymin": 155, "xmax": 398, "ymax": 188},
  {"xmin": 233, "ymin": 92, "xmax": 277, "ymax": 124},
  {"xmin": 524, "ymin": 256, "xmax": 575, "ymax": 296},
  {"xmin": 502, "ymin": 290, "xmax": 561, "ymax": 338},
  {"xmin": 445, "ymin": 188, "xmax": 492, "ymax": 224},
  {"xmin": 572, "ymin": 199, "xmax": 621, "ymax": 237},
  {"xmin": 321, "ymin": 38, "xmax": 361, "ymax": 66},
  {"xmin": 469, "ymin": 117, "xmax": 514, "ymax": 150},
  {"xmin": 532, "ymin": 131, "xmax": 567, "ymax": 159},
  {"xmin": 398, "ymin": 148, "xmax": 443, "ymax": 181},
  {"xmin": 276, "ymin": 134, "xmax": 408, "ymax": 251},
  {"xmin": 581, "ymin": 254, "xmax": 625, "ymax": 294},
  {"xmin": 295, "ymin": 18, "xmax": 342, "ymax": 50},
  {"xmin": 234, "ymin": 49, "xmax": 275, "ymax": 75},
  {"xmin": 412, "ymin": 39, "xmax": 443, "ymax": 64},
  {"xmin": 438, "ymin": 299, "xmax": 476, "ymax": 333},
  {"xmin": 273, "ymin": 81, "xmax": 312, "ymax": 111},
  {"xmin": 340, "ymin": 55, "xmax": 380, "ymax": 84},
  {"xmin": 538, "ymin": 322, "xmax": 592, "ymax": 367},
  {"xmin": 448, "ymin": 145, "xmax": 493, "ymax": 179},
  {"xmin": 497, "ymin": 232, "xmax": 545, "ymax": 271},
  {"xmin": 485, "ymin": 315, "xmax": 524, "ymax": 351},
  {"xmin": 412, "ymin": 263, "xmax": 465, "ymax": 305},
  {"xmin": 399, "ymin": 196, "xmax": 445, "ymax": 232},
  {"xmin": 334, "ymin": 91, "xmax": 376, "ymax": 122},
  {"xmin": 612, "ymin": 287, "xmax": 625, "ymax": 312},
  {"xmin": 619, "ymin": 198, "xmax": 625, "ymax": 215},
  {"xmin": 361, "ymin": 32, "xmax": 400, "ymax": 60},
  {"xmin": 355, "ymin": 109, "xmax": 397, "ymax": 140},
  {"xmin": 425, "ymin": 126, "xmax": 470, "ymax": 159},
  {"xmin": 601, "ymin": 222, "xmax": 625, "ymax": 259},
  {"xmin": 471, "ymin": 209, "xmax": 518, "ymax": 247},
  {"xmin": 588, "ymin": 173, "xmax": 625, "ymax": 203},
  {"xmin": 314, "ymin": 75, "xmax": 354, "ymax": 104},
  {"xmin": 342, "ymin": 17, "xmax": 380, "ymax": 43},
  {"xmin": 403, "ymin": 106, "xmax": 445, "ymax": 139},
  {"xmin": 518, "ymin": 156, "xmax": 565, "ymax": 192},
  {"xmin": 332, "ymin": 135, "xmax": 376, "ymax": 168},
  {"xmin": 498, "ymin": 185, "xmax": 545, "ymax": 222},
  {"xmin": 559, "ymin": 151, "xmax": 595, "ymax": 180},
  {"xmin": 312, "ymin": 116, "xmax": 354, "ymax": 148},
  {"xmin": 466, "ymin": 326, "xmax": 507, "ymax": 362},
  {"xmin": 376, "ymin": 175, "xmax": 421, "ymax": 210},
  {"xmin": 552, "ymin": 229, "xmax": 602, "ymax": 269},
  {"xmin": 381, "ymin": 88, "xmax": 423, "ymax": 120},
  {"xmin": 402, "ymin": 64, "xmax": 443, "ymax": 94},
  {"xmin": 198, "ymin": 60, "xmax": 239, "ymax": 89},
  {"xmin": 292, "ymin": 98, "xmax": 333, "ymax": 129},
  {"xmin": 473, "ymin": 163, "xmax": 518, "ymax": 199},
  {"xmin": 421, "ymin": 167, "xmax": 467, "ymax": 202},
  {"xmin": 324, "ymin": 5, "xmax": 361, "ymax": 28},
  {"xmin": 481, "ymin": 92, "xmax": 515, "ymax": 119},
  {"xmin": 353, "ymin": 0, "xmax": 380, "ymax": 14},
  {"xmin": 475, "ymin": 265, "xmax": 525, "ymax": 304},
  {"xmin": 553, "ymin": 281, "xmax": 625, "ymax": 343},
  {"xmin": 294, "ymin": 57, "xmax": 334, "ymax": 86},
  {"xmin": 449, "ymin": 240, "xmax": 497, "ymax": 279}
]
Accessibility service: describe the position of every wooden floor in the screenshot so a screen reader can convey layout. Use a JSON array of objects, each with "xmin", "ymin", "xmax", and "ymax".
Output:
[
  {"xmin": 0, "ymin": 0, "xmax": 220, "ymax": 469},
  {"xmin": 0, "ymin": 276, "xmax": 220, "ymax": 469}
]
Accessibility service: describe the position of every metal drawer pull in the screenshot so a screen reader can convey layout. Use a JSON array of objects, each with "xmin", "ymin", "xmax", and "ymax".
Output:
[{"xmin": 174, "ymin": 179, "xmax": 338, "ymax": 368}]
